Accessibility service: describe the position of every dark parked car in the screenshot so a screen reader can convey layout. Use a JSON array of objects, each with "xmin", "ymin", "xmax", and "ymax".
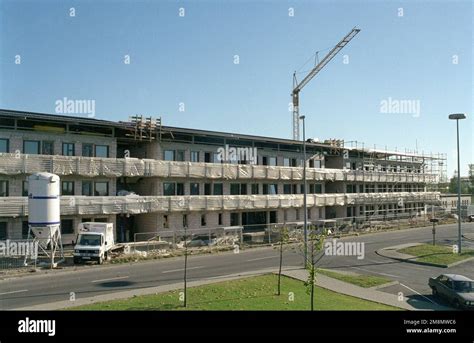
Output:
[{"xmin": 429, "ymin": 274, "xmax": 474, "ymax": 310}]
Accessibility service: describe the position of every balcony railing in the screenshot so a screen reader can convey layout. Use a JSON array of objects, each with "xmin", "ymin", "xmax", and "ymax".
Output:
[
  {"xmin": 0, "ymin": 192, "xmax": 440, "ymax": 217},
  {"xmin": 0, "ymin": 153, "xmax": 439, "ymax": 183}
]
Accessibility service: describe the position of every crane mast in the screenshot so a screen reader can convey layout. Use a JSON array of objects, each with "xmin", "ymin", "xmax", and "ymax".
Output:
[{"xmin": 292, "ymin": 28, "xmax": 360, "ymax": 141}]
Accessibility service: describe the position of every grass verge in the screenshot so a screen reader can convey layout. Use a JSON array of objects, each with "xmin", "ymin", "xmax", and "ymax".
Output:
[
  {"xmin": 398, "ymin": 244, "xmax": 474, "ymax": 266},
  {"xmin": 317, "ymin": 269, "xmax": 391, "ymax": 288},
  {"xmin": 68, "ymin": 274, "xmax": 399, "ymax": 311}
]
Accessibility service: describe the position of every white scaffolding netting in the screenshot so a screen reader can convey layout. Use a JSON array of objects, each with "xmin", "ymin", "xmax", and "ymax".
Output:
[
  {"xmin": 0, "ymin": 153, "xmax": 439, "ymax": 183},
  {"xmin": 0, "ymin": 192, "xmax": 440, "ymax": 217}
]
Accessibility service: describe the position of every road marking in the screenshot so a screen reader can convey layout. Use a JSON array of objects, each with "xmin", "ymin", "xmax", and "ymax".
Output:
[
  {"xmin": 351, "ymin": 266, "xmax": 399, "ymax": 278},
  {"xmin": 162, "ymin": 266, "xmax": 204, "ymax": 274},
  {"xmin": 246, "ymin": 256, "xmax": 276, "ymax": 262},
  {"xmin": 91, "ymin": 276, "xmax": 129, "ymax": 283},
  {"xmin": 0, "ymin": 289, "xmax": 28, "ymax": 295},
  {"xmin": 399, "ymin": 283, "xmax": 439, "ymax": 305}
]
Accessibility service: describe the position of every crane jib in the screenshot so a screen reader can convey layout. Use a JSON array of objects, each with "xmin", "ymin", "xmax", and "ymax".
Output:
[
  {"xmin": 293, "ymin": 28, "xmax": 360, "ymax": 92},
  {"xmin": 291, "ymin": 27, "xmax": 360, "ymax": 141}
]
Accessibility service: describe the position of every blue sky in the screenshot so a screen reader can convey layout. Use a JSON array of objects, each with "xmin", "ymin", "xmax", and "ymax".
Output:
[{"xmin": 0, "ymin": 0, "xmax": 472, "ymax": 176}]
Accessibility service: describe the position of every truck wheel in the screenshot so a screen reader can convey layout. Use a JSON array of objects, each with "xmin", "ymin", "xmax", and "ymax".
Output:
[{"xmin": 73, "ymin": 257, "xmax": 80, "ymax": 264}]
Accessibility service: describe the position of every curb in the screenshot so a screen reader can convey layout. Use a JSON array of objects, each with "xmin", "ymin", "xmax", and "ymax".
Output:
[
  {"xmin": 376, "ymin": 248, "xmax": 447, "ymax": 268},
  {"xmin": 445, "ymin": 256, "xmax": 474, "ymax": 268}
]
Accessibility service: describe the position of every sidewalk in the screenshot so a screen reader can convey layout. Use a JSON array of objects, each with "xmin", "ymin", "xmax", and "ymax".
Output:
[{"xmin": 282, "ymin": 269, "xmax": 450, "ymax": 311}]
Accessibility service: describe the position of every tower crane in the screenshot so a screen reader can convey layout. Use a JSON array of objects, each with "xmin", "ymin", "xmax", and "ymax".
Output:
[{"xmin": 291, "ymin": 27, "xmax": 360, "ymax": 140}]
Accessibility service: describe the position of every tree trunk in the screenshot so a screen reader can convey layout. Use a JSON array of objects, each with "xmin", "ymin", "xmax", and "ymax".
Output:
[
  {"xmin": 310, "ymin": 239, "xmax": 315, "ymax": 311},
  {"xmin": 311, "ymin": 274, "xmax": 314, "ymax": 311},
  {"xmin": 278, "ymin": 239, "xmax": 283, "ymax": 295},
  {"xmin": 183, "ymin": 228, "xmax": 188, "ymax": 308}
]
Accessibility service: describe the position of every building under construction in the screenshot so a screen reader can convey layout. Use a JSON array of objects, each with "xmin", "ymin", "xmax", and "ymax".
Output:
[{"xmin": 0, "ymin": 109, "xmax": 445, "ymax": 244}]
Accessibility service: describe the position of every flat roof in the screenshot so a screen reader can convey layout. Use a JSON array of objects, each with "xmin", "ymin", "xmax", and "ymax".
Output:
[
  {"xmin": 159, "ymin": 125, "xmax": 330, "ymax": 149},
  {"xmin": 0, "ymin": 108, "xmax": 443, "ymax": 159},
  {"xmin": 0, "ymin": 108, "xmax": 124, "ymax": 128},
  {"xmin": 0, "ymin": 108, "xmax": 331, "ymax": 149}
]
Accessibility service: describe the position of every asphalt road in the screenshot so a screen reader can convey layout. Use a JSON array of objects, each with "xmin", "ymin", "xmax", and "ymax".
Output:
[
  {"xmin": 318, "ymin": 222, "xmax": 474, "ymax": 309},
  {"xmin": 1, "ymin": 222, "xmax": 473, "ymax": 310}
]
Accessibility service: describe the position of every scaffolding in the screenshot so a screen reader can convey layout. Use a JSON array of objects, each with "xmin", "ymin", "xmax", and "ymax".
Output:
[
  {"xmin": 124, "ymin": 115, "xmax": 162, "ymax": 141},
  {"xmin": 343, "ymin": 141, "xmax": 446, "ymax": 219},
  {"xmin": 344, "ymin": 141, "xmax": 446, "ymax": 186}
]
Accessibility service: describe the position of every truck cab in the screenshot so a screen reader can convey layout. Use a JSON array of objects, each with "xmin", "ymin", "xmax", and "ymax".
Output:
[{"xmin": 73, "ymin": 222, "xmax": 114, "ymax": 264}]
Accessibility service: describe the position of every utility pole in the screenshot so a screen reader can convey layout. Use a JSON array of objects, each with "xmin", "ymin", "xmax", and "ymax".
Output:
[
  {"xmin": 183, "ymin": 225, "xmax": 188, "ymax": 307},
  {"xmin": 430, "ymin": 218, "xmax": 439, "ymax": 246},
  {"xmin": 448, "ymin": 113, "xmax": 466, "ymax": 254},
  {"xmin": 301, "ymin": 115, "xmax": 308, "ymax": 267}
]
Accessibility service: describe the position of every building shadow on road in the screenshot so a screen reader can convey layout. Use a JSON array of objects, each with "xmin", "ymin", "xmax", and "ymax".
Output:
[{"xmin": 405, "ymin": 294, "xmax": 453, "ymax": 311}]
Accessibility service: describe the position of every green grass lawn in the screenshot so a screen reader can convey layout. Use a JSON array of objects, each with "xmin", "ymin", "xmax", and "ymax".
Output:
[
  {"xmin": 317, "ymin": 269, "xmax": 391, "ymax": 288},
  {"xmin": 69, "ymin": 274, "xmax": 398, "ymax": 311},
  {"xmin": 399, "ymin": 244, "xmax": 474, "ymax": 266}
]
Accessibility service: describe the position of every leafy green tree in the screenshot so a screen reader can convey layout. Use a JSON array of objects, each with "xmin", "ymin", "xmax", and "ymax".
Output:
[
  {"xmin": 448, "ymin": 175, "xmax": 458, "ymax": 193},
  {"xmin": 469, "ymin": 165, "xmax": 474, "ymax": 196},
  {"xmin": 448, "ymin": 172, "xmax": 470, "ymax": 194},
  {"xmin": 304, "ymin": 229, "xmax": 326, "ymax": 311}
]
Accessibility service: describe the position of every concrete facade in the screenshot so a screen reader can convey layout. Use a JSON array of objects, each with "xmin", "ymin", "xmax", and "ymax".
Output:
[{"xmin": 0, "ymin": 110, "xmax": 443, "ymax": 244}]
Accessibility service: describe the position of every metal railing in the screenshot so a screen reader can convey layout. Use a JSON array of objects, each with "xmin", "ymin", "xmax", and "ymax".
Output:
[
  {"xmin": 129, "ymin": 208, "xmax": 452, "ymax": 250},
  {"xmin": 0, "ymin": 239, "xmax": 38, "ymax": 270},
  {"xmin": 130, "ymin": 227, "xmax": 244, "ymax": 254}
]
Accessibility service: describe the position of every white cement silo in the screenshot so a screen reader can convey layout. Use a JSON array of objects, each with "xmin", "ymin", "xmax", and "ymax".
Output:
[
  {"xmin": 27, "ymin": 172, "xmax": 64, "ymax": 266},
  {"xmin": 28, "ymin": 172, "xmax": 60, "ymax": 231}
]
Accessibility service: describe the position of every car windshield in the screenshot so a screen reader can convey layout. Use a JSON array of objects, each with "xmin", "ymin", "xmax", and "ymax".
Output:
[
  {"xmin": 453, "ymin": 281, "xmax": 474, "ymax": 292},
  {"xmin": 79, "ymin": 234, "xmax": 101, "ymax": 246}
]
